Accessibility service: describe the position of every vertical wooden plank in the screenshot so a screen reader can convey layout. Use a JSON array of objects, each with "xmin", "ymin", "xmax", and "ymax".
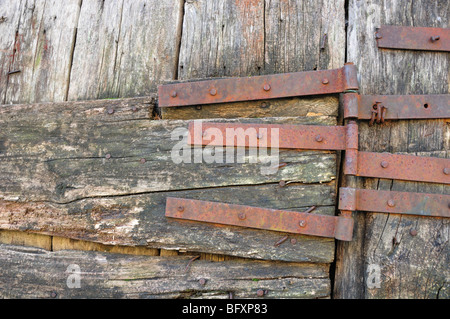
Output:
[
  {"xmin": 335, "ymin": 0, "xmax": 449, "ymax": 299},
  {"xmin": 264, "ymin": 0, "xmax": 345, "ymax": 73},
  {"xmin": 68, "ymin": 0, "xmax": 183, "ymax": 101},
  {"xmin": 3, "ymin": 0, "xmax": 82, "ymax": 104},
  {"xmin": 0, "ymin": 0, "xmax": 23, "ymax": 104},
  {"xmin": 177, "ymin": 0, "xmax": 265, "ymax": 80}
]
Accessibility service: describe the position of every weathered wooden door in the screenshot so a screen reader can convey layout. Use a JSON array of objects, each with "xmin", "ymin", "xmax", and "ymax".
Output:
[{"xmin": 0, "ymin": 0, "xmax": 448, "ymax": 299}]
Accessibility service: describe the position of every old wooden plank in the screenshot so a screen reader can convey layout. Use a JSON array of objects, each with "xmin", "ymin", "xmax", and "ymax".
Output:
[
  {"xmin": 2, "ymin": 0, "xmax": 82, "ymax": 104},
  {"xmin": 161, "ymin": 96, "xmax": 339, "ymax": 120},
  {"xmin": 0, "ymin": 183, "xmax": 337, "ymax": 263},
  {"xmin": 0, "ymin": 99, "xmax": 337, "ymax": 203},
  {"xmin": 68, "ymin": 0, "xmax": 183, "ymax": 101},
  {"xmin": 0, "ymin": 98, "xmax": 337, "ymax": 262},
  {"xmin": 0, "ymin": 244, "xmax": 331, "ymax": 299},
  {"xmin": 335, "ymin": 0, "xmax": 449, "ymax": 299},
  {"xmin": 264, "ymin": 0, "xmax": 345, "ymax": 73}
]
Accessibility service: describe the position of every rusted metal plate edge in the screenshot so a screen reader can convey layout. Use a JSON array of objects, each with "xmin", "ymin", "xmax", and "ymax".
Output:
[
  {"xmin": 376, "ymin": 25, "xmax": 450, "ymax": 52},
  {"xmin": 344, "ymin": 93, "xmax": 450, "ymax": 120},
  {"xmin": 187, "ymin": 122, "xmax": 347, "ymax": 150},
  {"xmin": 166, "ymin": 197, "xmax": 354, "ymax": 241},
  {"xmin": 339, "ymin": 188, "xmax": 450, "ymax": 218},
  {"xmin": 356, "ymin": 152, "xmax": 450, "ymax": 184},
  {"xmin": 158, "ymin": 64, "xmax": 359, "ymax": 107}
]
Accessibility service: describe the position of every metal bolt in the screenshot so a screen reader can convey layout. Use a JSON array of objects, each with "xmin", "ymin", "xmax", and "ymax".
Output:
[
  {"xmin": 299, "ymin": 220, "xmax": 306, "ymax": 228},
  {"xmin": 170, "ymin": 91, "xmax": 177, "ymax": 98},
  {"xmin": 195, "ymin": 105, "xmax": 202, "ymax": 110},
  {"xmin": 380, "ymin": 161, "xmax": 389, "ymax": 168},
  {"xmin": 209, "ymin": 88, "xmax": 217, "ymax": 96},
  {"xmin": 50, "ymin": 292, "xmax": 57, "ymax": 298},
  {"xmin": 256, "ymin": 289, "xmax": 265, "ymax": 297},
  {"xmin": 315, "ymin": 135, "xmax": 324, "ymax": 143},
  {"xmin": 260, "ymin": 102, "xmax": 269, "ymax": 109},
  {"xmin": 177, "ymin": 206, "xmax": 184, "ymax": 213},
  {"xmin": 387, "ymin": 199, "xmax": 396, "ymax": 207},
  {"xmin": 105, "ymin": 154, "xmax": 111, "ymax": 159},
  {"xmin": 140, "ymin": 158, "xmax": 146, "ymax": 164},
  {"xmin": 279, "ymin": 180, "xmax": 286, "ymax": 187},
  {"xmin": 263, "ymin": 84, "xmax": 271, "ymax": 92},
  {"xmin": 290, "ymin": 238, "xmax": 297, "ymax": 245},
  {"xmin": 322, "ymin": 78, "xmax": 329, "ymax": 85},
  {"xmin": 107, "ymin": 108, "xmax": 115, "ymax": 115},
  {"xmin": 443, "ymin": 168, "xmax": 450, "ymax": 175},
  {"xmin": 430, "ymin": 35, "xmax": 440, "ymax": 42},
  {"xmin": 410, "ymin": 229, "xmax": 418, "ymax": 237},
  {"xmin": 238, "ymin": 212, "xmax": 246, "ymax": 220},
  {"xmin": 199, "ymin": 278, "xmax": 207, "ymax": 286},
  {"xmin": 131, "ymin": 106, "xmax": 138, "ymax": 112}
]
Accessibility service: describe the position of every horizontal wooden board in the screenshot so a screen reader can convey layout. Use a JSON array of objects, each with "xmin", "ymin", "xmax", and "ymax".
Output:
[
  {"xmin": 0, "ymin": 244, "xmax": 331, "ymax": 299},
  {"xmin": 0, "ymin": 98, "xmax": 338, "ymax": 262}
]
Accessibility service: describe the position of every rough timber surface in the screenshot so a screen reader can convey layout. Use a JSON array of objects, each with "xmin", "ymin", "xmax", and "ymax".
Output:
[
  {"xmin": 334, "ymin": 0, "xmax": 449, "ymax": 299},
  {"xmin": 0, "ymin": 97, "xmax": 338, "ymax": 263},
  {"xmin": 0, "ymin": 244, "xmax": 331, "ymax": 299}
]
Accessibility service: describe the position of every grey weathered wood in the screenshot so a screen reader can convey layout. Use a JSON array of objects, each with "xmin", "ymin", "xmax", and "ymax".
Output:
[
  {"xmin": 177, "ymin": 0, "xmax": 345, "ymax": 80},
  {"xmin": 68, "ymin": 0, "xmax": 183, "ymax": 101},
  {"xmin": 335, "ymin": 0, "xmax": 449, "ymax": 299},
  {"xmin": 1, "ymin": 0, "xmax": 82, "ymax": 104},
  {"xmin": 0, "ymin": 98, "xmax": 338, "ymax": 262},
  {"xmin": 0, "ymin": 244, "xmax": 331, "ymax": 299}
]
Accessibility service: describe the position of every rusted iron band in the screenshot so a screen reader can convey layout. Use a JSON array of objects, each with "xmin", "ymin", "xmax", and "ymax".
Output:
[
  {"xmin": 166, "ymin": 197, "xmax": 354, "ymax": 241},
  {"xmin": 188, "ymin": 122, "xmax": 348, "ymax": 150},
  {"xmin": 376, "ymin": 25, "xmax": 450, "ymax": 52},
  {"xmin": 356, "ymin": 152, "xmax": 450, "ymax": 184},
  {"xmin": 343, "ymin": 93, "xmax": 450, "ymax": 120},
  {"xmin": 339, "ymin": 188, "xmax": 450, "ymax": 218},
  {"xmin": 159, "ymin": 64, "xmax": 359, "ymax": 107}
]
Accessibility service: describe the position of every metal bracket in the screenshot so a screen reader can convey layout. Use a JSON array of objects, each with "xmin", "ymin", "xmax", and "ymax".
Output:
[
  {"xmin": 343, "ymin": 93, "xmax": 450, "ymax": 124},
  {"xmin": 188, "ymin": 121, "xmax": 450, "ymax": 185},
  {"xmin": 158, "ymin": 63, "xmax": 359, "ymax": 107},
  {"xmin": 166, "ymin": 197, "xmax": 354, "ymax": 241},
  {"xmin": 375, "ymin": 25, "xmax": 450, "ymax": 52},
  {"xmin": 339, "ymin": 188, "xmax": 450, "ymax": 218}
]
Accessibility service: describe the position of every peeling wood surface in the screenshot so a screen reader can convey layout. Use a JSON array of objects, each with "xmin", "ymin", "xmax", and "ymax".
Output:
[
  {"xmin": 0, "ymin": 244, "xmax": 331, "ymax": 299},
  {"xmin": 334, "ymin": 0, "xmax": 449, "ymax": 299},
  {"xmin": 0, "ymin": 98, "xmax": 338, "ymax": 263}
]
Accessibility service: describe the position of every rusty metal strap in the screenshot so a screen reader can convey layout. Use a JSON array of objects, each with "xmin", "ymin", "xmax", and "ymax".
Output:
[
  {"xmin": 376, "ymin": 25, "xmax": 450, "ymax": 52},
  {"xmin": 339, "ymin": 188, "xmax": 450, "ymax": 218},
  {"xmin": 352, "ymin": 152, "xmax": 450, "ymax": 185},
  {"xmin": 187, "ymin": 122, "xmax": 357, "ymax": 151},
  {"xmin": 159, "ymin": 63, "xmax": 359, "ymax": 107},
  {"xmin": 343, "ymin": 93, "xmax": 450, "ymax": 122},
  {"xmin": 166, "ymin": 197, "xmax": 354, "ymax": 241}
]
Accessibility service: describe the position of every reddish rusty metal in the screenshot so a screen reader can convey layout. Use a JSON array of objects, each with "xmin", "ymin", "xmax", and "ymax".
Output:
[
  {"xmin": 355, "ymin": 152, "xmax": 450, "ymax": 184},
  {"xmin": 339, "ymin": 188, "xmax": 450, "ymax": 218},
  {"xmin": 343, "ymin": 93, "xmax": 450, "ymax": 121},
  {"xmin": 188, "ymin": 122, "xmax": 348, "ymax": 150},
  {"xmin": 158, "ymin": 64, "xmax": 359, "ymax": 107},
  {"xmin": 166, "ymin": 197, "xmax": 354, "ymax": 241},
  {"xmin": 376, "ymin": 25, "xmax": 450, "ymax": 52}
]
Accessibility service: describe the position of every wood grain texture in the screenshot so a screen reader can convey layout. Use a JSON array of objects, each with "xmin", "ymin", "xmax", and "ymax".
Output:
[
  {"xmin": 0, "ymin": 244, "xmax": 331, "ymax": 299},
  {"xmin": 0, "ymin": 98, "xmax": 338, "ymax": 262},
  {"xmin": 1, "ymin": 0, "xmax": 82, "ymax": 104},
  {"xmin": 335, "ymin": 0, "xmax": 449, "ymax": 299},
  {"xmin": 68, "ymin": 0, "xmax": 183, "ymax": 101}
]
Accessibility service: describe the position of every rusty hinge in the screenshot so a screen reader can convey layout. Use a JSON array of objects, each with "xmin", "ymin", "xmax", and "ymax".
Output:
[
  {"xmin": 343, "ymin": 93, "xmax": 450, "ymax": 125},
  {"xmin": 158, "ymin": 63, "xmax": 359, "ymax": 107},
  {"xmin": 188, "ymin": 121, "xmax": 450, "ymax": 184},
  {"xmin": 339, "ymin": 188, "xmax": 450, "ymax": 218},
  {"xmin": 375, "ymin": 25, "xmax": 450, "ymax": 52},
  {"xmin": 166, "ymin": 197, "xmax": 354, "ymax": 241}
]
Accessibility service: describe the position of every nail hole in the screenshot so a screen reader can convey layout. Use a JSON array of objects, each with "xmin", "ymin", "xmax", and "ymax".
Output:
[{"xmin": 424, "ymin": 103, "xmax": 429, "ymax": 109}]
